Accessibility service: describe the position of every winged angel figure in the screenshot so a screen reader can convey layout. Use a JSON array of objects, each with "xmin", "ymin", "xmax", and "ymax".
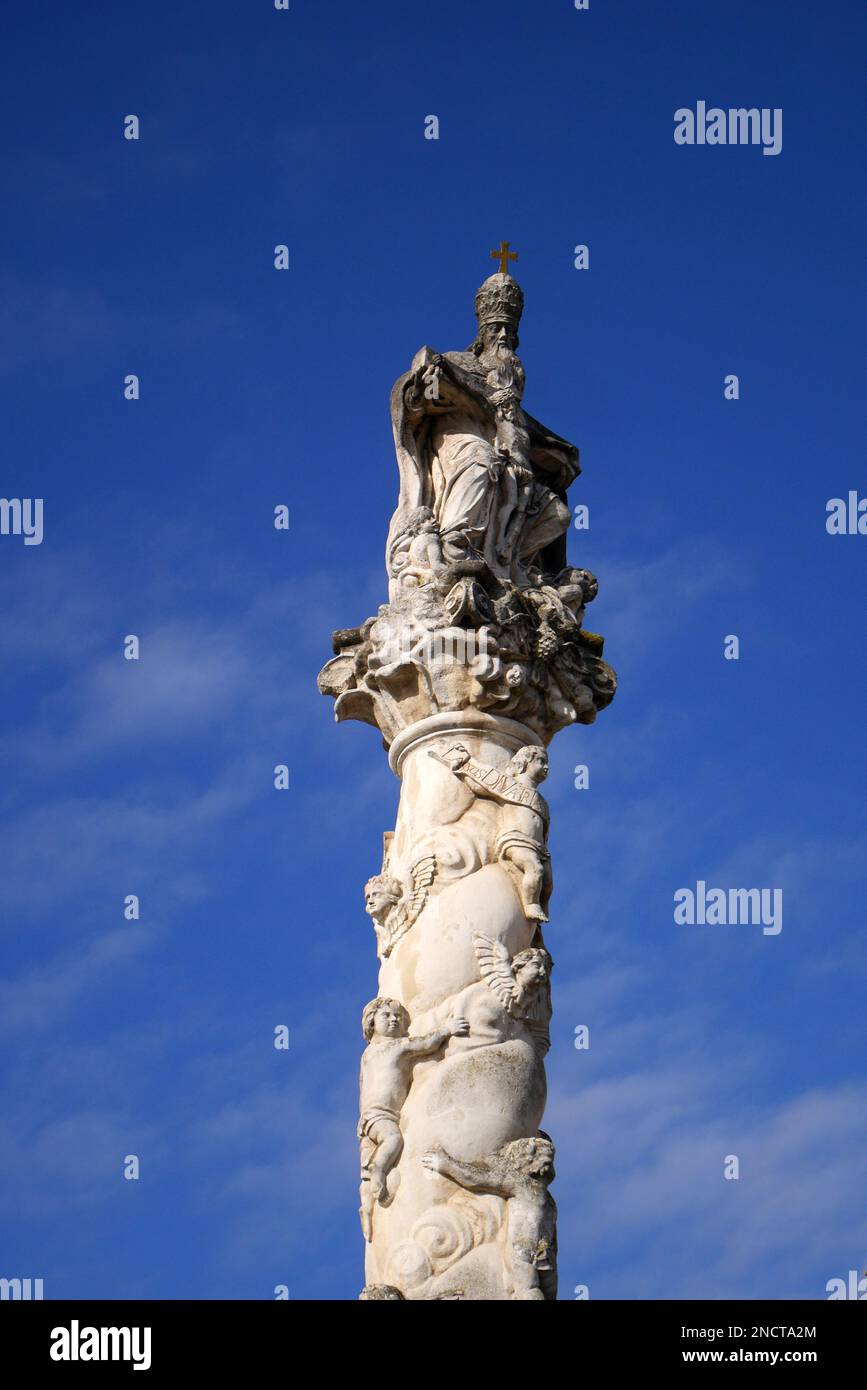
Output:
[
  {"xmin": 473, "ymin": 933, "xmax": 553, "ymax": 1057},
  {"xmin": 364, "ymin": 854, "xmax": 437, "ymax": 959}
]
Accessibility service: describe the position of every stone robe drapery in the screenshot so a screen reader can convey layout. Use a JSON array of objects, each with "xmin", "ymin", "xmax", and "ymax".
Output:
[{"xmin": 388, "ymin": 349, "xmax": 580, "ymax": 584}]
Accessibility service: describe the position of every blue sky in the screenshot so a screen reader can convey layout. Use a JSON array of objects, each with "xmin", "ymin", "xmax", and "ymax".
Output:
[{"xmin": 1, "ymin": 0, "xmax": 865, "ymax": 1300}]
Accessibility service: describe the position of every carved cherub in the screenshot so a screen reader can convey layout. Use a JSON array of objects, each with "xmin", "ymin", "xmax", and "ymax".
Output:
[
  {"xmin": 474, "ymin": 935, "xmax": 553, "ymax": 1056},
  {"xmin": 363, "ymin": 872, "xmax": 403, "ymax": 957},
  {"xmin": 434, "ymin": 936, "xmax": 553, "ymax": 1056},
  {"xmin": 555, "ymin": 566, "xmax": 598, "ymax": 622},
  {"xmin": 421, "ymin": 1133, "xmax": 557, "ymax": 1301},
  {"xmin": 430, "ymin": 742, "xmax": 552, "ymax": 921},
  {"xmin": 363, "ymin": 854, "xmax": 437, "ymax": 959},
  {"xmin": 358, "ymin": 998, "xmax": 468, "ymax": 1240},
  {"xmin": 388, "ymin": 506, "xmax": 448, "ymax": 596},
  {"xmin": 521, "ymin": 566, "xmax": 598, "ymax": 633},
  {"xmin": 405, "ymin": 507, "xmax": 445, "ymax": 569}
]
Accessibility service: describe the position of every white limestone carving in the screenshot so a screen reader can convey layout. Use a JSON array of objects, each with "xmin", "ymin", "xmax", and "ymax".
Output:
[
  {"xmin": 421, "ymin": 1134, "xmax": 557, "ymax": 1301},
  {"xmin": 357, "ymin": 997, "xmax": 468, "ymax": 1241},
  {"xmin": 318, "ymin": 269, "xmax": 616, "ymax": 1299}
]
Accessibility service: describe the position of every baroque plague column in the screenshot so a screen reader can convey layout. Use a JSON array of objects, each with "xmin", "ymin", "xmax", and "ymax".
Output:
[{"xmin": 319, "ymin": 257, "xmax": 616, "ymax": 1301}]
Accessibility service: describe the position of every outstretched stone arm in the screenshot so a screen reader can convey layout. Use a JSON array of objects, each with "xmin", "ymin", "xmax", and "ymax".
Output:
[
  {"xmin": 403, "ymin": 1018, "xmax": 468, "ymax": 1057},
  {"xmin": 422, "ymin": 1148, "xmax": 517, "ymax": 1200}
]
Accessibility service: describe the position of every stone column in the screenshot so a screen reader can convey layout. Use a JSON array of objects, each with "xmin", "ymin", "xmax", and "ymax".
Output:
[{"xmin": 319, "ymin": 270, "xmax": 616, "ymax": 1301}]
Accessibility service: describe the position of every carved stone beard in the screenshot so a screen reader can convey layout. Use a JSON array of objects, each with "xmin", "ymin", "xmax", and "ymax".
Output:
[
  {"xmin": 479, "ymin": 342, "xmax": 525, "ymax": 399},
  {"xmin": 513, "ymin": 974, "xmax": 542, "ymax": 1012},
  {"xmin": 512, "ymin": 979, "xmax": 531, "ymax": 1011}
]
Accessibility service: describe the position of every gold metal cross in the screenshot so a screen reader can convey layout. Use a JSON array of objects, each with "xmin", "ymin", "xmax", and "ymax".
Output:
[{"xmin": 490, "ymin": 241, "xmax": 518, "ymax": 274}]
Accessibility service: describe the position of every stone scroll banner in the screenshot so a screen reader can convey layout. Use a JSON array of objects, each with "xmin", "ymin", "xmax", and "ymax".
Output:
[{"xmin": 319, "ymin": 268, "xmax": 616, "ymax": 1301}]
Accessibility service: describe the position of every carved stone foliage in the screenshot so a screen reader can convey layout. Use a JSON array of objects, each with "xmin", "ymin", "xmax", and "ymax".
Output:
[{"xmin": 318, "ymin": 560, "xmax": 615, "ymax": 747}]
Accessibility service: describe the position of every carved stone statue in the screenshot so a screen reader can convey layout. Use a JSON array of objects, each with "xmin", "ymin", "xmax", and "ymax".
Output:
[
  {"xmin": 319, "ymin": 264, "xmax": 616, "ymax": 1300},
  {"xmin": 430, "ymin": 742, "xmax": 552, "ymax": 921},
  {"xmin": 473, "ymin": 935, "xmax": 553, "ymax": 1056},
  {"xmin": 319, "ymin": 270, "xmax": 616, "ymax": 748},
  {"xmin": 357, "ymin": 998, "xmax": 468, "ymax": 1240},
  {"xmin": 389, "ymin": 274, "xmax": 574, "ymax": 586},
  {"xmin": 364, "ymin": 852, "xmax": 437, "ymax": 959},
  {"xmin": 387, "ymin": 505, "xmax": 449, "ymax": 600},
  {"xmin": 421, "ymin": 1134, "xmax": 557, "ymax": 1301}
]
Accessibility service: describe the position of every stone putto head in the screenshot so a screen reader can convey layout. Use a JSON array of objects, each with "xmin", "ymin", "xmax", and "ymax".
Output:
[
  {"xmin": 512, "ymin": 946, "xmax": 553, "ymax": 989},
  {"xmin": 361, "ymin": 997, "xmax": 411, "ymax": 1041},
  {"xmin": 510, "ymin": 745, "xmax": 549, "ymax": 784},
  {"xmin": 405, "ymin": 506, "xmax": 437, "ymax": 535},
  {"xmin": 364, "ymin": 872, "xmax": 403, "ymax": 924},
  {"xmin": 500, "ymin": 1132, "xmax": 556, "ymax": 1181}
]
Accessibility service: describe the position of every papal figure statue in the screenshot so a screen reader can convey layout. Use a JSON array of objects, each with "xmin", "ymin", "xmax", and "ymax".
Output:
[{"xmin": 388, "ymin": 272, "xmax": 577, "ymax": 588}]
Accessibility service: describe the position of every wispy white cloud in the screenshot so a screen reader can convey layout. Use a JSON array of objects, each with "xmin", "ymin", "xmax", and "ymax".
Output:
[{"xmin": 550, "ymin": 1052, "xmax": 867, "ymax": 1298}]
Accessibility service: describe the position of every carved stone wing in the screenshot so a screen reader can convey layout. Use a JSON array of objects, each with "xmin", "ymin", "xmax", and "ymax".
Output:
[
  {"xmin": 407, "ymin": 853, "xmax": 437, "ymax": 924},
  {"xmin": 381, "ymin": 854, "xmax": 437, "ymax": 958},
  {"xmin": 473, "ymin": 933, "xmax": 518, "ymax": 1014}
]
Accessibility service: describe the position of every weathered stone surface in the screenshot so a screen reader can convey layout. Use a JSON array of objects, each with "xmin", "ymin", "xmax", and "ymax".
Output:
[{"xmin": 320, "ymin": 270, "xmax": 615, "ymax": 1299}]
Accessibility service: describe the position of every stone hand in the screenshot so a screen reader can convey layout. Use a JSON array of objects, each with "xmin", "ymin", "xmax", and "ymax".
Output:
[
  {"xmin": 421, "ymin": 1148, "xmax": 447, "ymax": 1174},
  {"xmin": 416, "ymin": 355, "xmax": 443, "ymax": 391},
  {"xmin": 449, "ymin": 1016, "xmax": 470, "ymax": 1037}
]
